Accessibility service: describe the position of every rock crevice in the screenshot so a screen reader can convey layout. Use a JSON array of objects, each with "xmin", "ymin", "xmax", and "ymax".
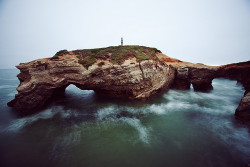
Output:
[
  {"xmin": 7, "ymin": 46, "xmax": 250, "ymax": 123},
  {"xmin": 8, "ymin": 48, "xmax": 174, "ymax": 113},
  {"xmin": 166, "ymin": 59, "xmax": 250, "ymax": 121}
]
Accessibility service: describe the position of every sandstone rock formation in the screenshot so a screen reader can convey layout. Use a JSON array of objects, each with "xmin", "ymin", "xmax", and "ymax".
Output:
[
  {"xmin": 217, "ymin": 61, "xmax": 250, "ymax": 123},
  {"xmin": 162, "ymin": 58, "xmax": 218, "ymax": 92},
  {"xmin": 7, "ymin": 46, "xmax": 175, "ymax": 113},
  {"xmin": 163, "ymin": 57, "xmax": 250, "ymax": 122},
  {"xmin": 7, "ymin": 45, "xmax": 250, "ymax": 122},
  {"xmin": 235, "ymin": 92, "xmax": 250, "ymax": 122}
]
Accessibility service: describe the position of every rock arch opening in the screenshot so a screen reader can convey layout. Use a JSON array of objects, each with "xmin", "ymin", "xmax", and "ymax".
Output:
[
  {"xmin": 52, "ymin": 83, "xmax": 95, "ymax": 99},
  {"xmin": 50, "ymin": 84, "xmax": 96, "ymax": 108}
]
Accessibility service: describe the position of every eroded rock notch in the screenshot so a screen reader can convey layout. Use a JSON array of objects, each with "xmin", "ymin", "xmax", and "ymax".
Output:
[
  {"xmin": 7, "ymin": 46, "xmax": 250, "ymax": 123},
  {"xmin": 8, "ymin": 46, "xmax": 175, "ymax": 112}
]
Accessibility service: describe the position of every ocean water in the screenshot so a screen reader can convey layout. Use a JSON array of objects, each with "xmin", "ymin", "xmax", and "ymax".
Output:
[{"xmin": 0, "ymin": 69, "xmax": 250, "ymax": 167}]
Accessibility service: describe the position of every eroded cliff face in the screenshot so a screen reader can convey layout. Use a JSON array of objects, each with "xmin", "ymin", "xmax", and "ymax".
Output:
[
  {"xmin": 8, "ymin": 48, "xmax": 175, "ymax": 113},
  {"xmin": 235, "ymin": 92, "xmax": 250, "ymax": 122},
  {"xmin": 218, "ymin": 61, "xmax": 250, "ymax": 123},
  {"xmin": 163, "ymin": 57, "xmax": 250, "ymax": 122},
  {"xmin": 7, "ymin": 46, "xmax": 250, "ymax": 123},
  {"xmin": 161, "ymin": 58, "xmax": 219, "ymax": 92}
]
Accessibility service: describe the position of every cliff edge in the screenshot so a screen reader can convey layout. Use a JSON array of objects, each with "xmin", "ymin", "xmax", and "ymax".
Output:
[
  {"xmin": 163, "ymin": 57, "xmax": 250, "ymax": 123},
  {"xmin": 7, "ymin": 45, "xmax": 250, "ymax": 123},
  {"xmin": 7, "ymin": 46, "xmax": 175, "ymax": 112}
]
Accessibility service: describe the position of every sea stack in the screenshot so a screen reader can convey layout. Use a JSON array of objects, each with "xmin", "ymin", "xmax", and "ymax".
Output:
[
  {"xmin": 7, "ymin": 46, "xmax": 175, "ymax": 112},
  {"xmin": 7, "ymin": 45, "xmax": 250, "ymax": 123}
]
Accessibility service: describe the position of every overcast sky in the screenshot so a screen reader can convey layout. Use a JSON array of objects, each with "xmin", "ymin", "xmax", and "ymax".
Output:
[{"xmin": 0, "ymin": 0, "xmax": 250, "ymax": 68}]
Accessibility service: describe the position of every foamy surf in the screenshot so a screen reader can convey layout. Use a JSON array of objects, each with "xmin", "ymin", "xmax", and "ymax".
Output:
[
  {"xmin": 1, "ymin": 71, "xmax": 250, "ymax": 167},
  {"xmin": 2, "ymin": 106, "xmax": 73, "ymax": 132},
  {"xmin": 96, "ymin": 106, "xmax": 150, "ymax": 144},
  {"xmin": 119, "ymin": 117, "xmax": 150, "ymax": 144}
]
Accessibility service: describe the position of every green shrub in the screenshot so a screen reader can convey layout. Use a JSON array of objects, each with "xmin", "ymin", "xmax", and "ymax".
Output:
[
  {"xmin": 51, "ymin": 49, "xmax": 68, "ymax": 59},
  {"xmin": 79, "ymin": 56, "xmax": 96, "ymax": 68},
  {"xmin": 135, "ymin": 53, "xmax": 149, "ymax": 60},
  {"xmin": 73, "ymin": 45, "xmax": 161, "ymax": 66},
  {"xmin": 111, "ymin": 54, "xmax": 123, "ymax": 64}
]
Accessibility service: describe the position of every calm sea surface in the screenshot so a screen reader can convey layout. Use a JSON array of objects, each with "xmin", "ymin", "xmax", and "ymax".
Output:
[{"xmin": 0, "ymin": 69, "xmax": 249, "ymax": 167}]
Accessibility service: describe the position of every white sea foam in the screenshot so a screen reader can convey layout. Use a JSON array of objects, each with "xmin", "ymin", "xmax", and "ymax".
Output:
[
  {"xmin": 119, "ymin": 117, "xmax": 150, "ymax": 144},
  {"xmin": 145, "ymin": 102, "xmax": 189, "ymax": 115},
  {"xmin": 161, "ymin": 80, "xmax": 243, "ymax": 116},
  {"xmin": 60, "ymin": 108, "xmax": 79, "ymax": 118},
  {"xmin": 7, "ymin": 91, "xmax": 17, "ymax": 97},
  {"xmin": 3, "ymin": 106, "xmax": 66, "ymax": 132},
  {"xmin": 51, "ymin": 130, "xmax": 81, "ymax": 159},
  {"xmin": 147, "ymin": 104, "xmax": 166, "ymax": 115},
  {"xmin": 201, "ymin": 115, "xmax": 250, "ymax": 156},
  {"xmin": 96, "ymin": 105, "xmax": 117, "ymax": 120},
  {"xmin": 96, "ymin": 106, "xmax": 150, "ymax": 144}
]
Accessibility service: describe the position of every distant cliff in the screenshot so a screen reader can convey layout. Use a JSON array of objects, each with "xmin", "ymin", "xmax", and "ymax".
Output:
[{"xmin": 7, "ymin": 46, "xmax": 250, "ymax": 123}]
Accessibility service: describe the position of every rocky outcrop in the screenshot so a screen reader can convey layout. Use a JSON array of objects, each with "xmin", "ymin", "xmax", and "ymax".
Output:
[
  {"xmin": 171, "ymin": 66, "xmax": 190, "ymax": 90},
  {"xmin": 216, "ymin": 61, "xmax": 250, "ymax": 122},
  {"xmin": 165, "ymin": 60, "xmax": 218, "ymax": 92},
  {"xmin": 8, "ymin": 47, "xmax": 175, "ymax": 113},
  {"xmin": 165, "ymin": 59, "xmax": 250, "ymax": 121},
  {"xmin": 217, "ymin": 61, "xmax": 250, "ymax": 92},
  {"xmin": 235, "ymin": 92, "xmax": 250, "ymax": 122},
  {"xmin": 7, "ymin": 46, "xmax": 250, "ymax": 122}
]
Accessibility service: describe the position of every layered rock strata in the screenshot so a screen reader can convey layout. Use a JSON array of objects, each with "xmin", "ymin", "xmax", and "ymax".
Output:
[
  {"xmin": 8, "ymin": 49, "xmax": 175, "ymax": 113},
  {"xmin": 164, "ymin": 57, "xmax": 250, "ymax": 122},
  {"xmin": 163, "ymin": 59, "xmax": 218, "ymax": 92},
  {"xmin": 235, "ymin": 92, "xmax": 250, "ymax": 122},
  {"xmin": 7, "ymin": 46, "xmax": 250, "ymax": 122}
]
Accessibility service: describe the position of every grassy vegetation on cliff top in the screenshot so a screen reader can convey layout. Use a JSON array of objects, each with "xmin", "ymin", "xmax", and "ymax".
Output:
[
  {"xmin": 52, "ymin": 45, "xmax": 162, "ymax": 68},
  {"xmin": 51, "ymin": 49, "xmax": 68, "ymax": 59}
]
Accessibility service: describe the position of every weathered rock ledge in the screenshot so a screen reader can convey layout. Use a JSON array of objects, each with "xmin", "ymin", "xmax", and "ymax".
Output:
[
  {"xmin": 163, "ymin": 57, "xmax": 250, "ymax": 122},
  {"xmin": 7, "ymin": 46, "xmax": 250, "ymax": 122},
  {"xmin": 7, "ymin": 46, "xmax": 175, "ymax": 112}
]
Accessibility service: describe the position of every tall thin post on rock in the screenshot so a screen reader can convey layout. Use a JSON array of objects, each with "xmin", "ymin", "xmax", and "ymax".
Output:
[{"xmin": 121, "ymin": 37, "xmax": 123, "ymax": 46}]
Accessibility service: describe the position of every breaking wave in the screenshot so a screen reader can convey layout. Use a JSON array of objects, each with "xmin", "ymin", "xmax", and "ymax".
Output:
[
  {"xmin": 1, "ymin": 106, "xmax": 77, "ymax": 132},
  {"xmin": 1, "ymin": 77, "xmax": 249, "ymax": 165}
]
